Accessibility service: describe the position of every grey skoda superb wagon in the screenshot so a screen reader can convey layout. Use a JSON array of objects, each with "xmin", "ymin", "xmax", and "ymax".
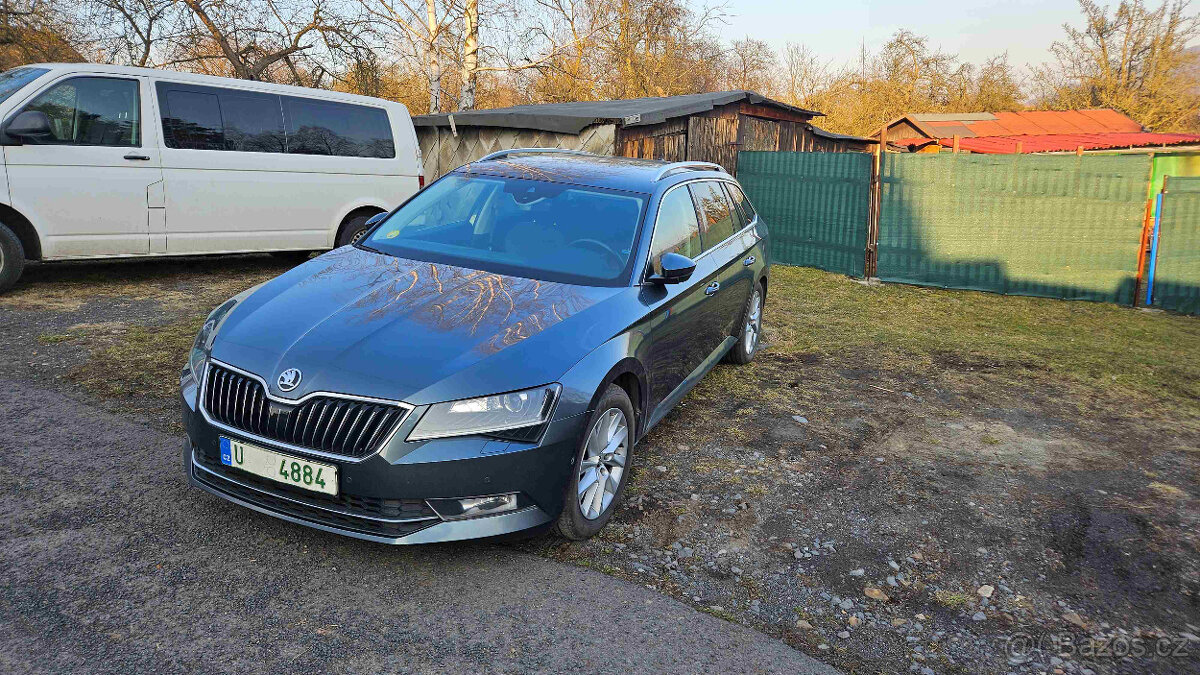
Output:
[{"xmin": 181, "ymin": 150, "xmax": 769, "ymax": 544}]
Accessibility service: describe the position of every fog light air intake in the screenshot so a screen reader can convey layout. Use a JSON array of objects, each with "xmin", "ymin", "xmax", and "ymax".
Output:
[{"xmin": 426, "ymin": 493, "xmax": 526, "ymax": 521}]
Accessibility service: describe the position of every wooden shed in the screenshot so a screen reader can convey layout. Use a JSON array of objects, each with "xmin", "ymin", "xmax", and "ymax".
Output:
[{"xmin": 414, "ymin": 91, "xmax": 875, "ymax": 182}]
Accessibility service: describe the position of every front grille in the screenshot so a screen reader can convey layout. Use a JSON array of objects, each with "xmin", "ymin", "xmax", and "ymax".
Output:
[
  {"xmin": 204, "ymin": 363, "xmax": 408, "ymax": 459},
  {"xmin": 192, "ymin": 446, "xmax": 441, "ymax": 535}
]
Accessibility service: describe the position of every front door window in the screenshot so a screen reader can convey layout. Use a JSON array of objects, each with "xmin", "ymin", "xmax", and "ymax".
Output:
[{"xmin": 21, "ymin": 77, "xmax": 140, "ymax": 147}]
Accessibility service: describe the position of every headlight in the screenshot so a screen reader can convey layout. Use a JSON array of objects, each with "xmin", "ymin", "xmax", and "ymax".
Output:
[
  {"xmin": 408, "ymin": 384, "xmax": 561, "ymax": 441},
  {"xmin": 187, "ymin": 283, "xmax": 263, "ymax": 379}
]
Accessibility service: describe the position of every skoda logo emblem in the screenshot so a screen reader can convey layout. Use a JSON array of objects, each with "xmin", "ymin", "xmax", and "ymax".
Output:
[{"xmin": 277, "ymin": 368, "xmax": 302, "ymax": 392}]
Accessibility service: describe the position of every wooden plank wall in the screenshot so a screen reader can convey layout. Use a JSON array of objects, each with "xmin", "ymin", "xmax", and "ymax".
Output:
[
  {"xmin": 613, "ymin": 102, "xmax": 870, "ymax": 175},
  {"xmin": 617, "ymin": 118, "xmax": 687, "ymax": 162}
]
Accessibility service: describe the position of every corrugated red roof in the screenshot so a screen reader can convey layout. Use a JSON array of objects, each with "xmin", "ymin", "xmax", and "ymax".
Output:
[
  {"xmin": 891, "ymin": 132, "xmax": 1200, "ymax": 154},
  {"xmin": 910, "ymin": 109, "xmax": 1146, "ymax": 138}
]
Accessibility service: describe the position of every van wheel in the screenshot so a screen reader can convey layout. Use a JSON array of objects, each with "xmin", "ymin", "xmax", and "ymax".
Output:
[
  {"xmin": 0, "ymin": 222, "xmax": 26, "ymax": 294},
  {"xmin": 336, "ymin": 213, "xmax": 378, "ymax": 247}
]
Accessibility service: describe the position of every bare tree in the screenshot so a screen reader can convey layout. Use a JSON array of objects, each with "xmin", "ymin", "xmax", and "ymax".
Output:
[
  {"xmin": 167, "ymin": 0, "xmax": 365, "ymax": 84},
  {"xmin": 84, "ymin": 0, "xmax": 177, "ymax": 66},
  {"xmin": 0, "ymin": 0, "xmax": 85, "ymax": 68},
  {"xmin": 723, "ymin": 36, "xmax": 774, "ymax": 91},
  {"xmin": 1033, "ymin": 0, "xmax": 1200, "ymax": 131},
  {"xmin": 360, "ymin": 0, "xmax": 458, "ymax": 112}
]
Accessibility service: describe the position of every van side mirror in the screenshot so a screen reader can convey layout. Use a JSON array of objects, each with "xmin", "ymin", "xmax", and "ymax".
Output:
[
  {"xmin": 649, "ymin": 252, "xmax": 696, "ymax": 284},
  {"xmin": 4, "ymin": 111, "xmax": 53, "ymax": 143}
]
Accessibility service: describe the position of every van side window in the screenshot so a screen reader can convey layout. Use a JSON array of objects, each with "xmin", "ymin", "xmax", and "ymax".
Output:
[
  {"xmin": 282, "ymin": 96, "xmax": 395, "ymax": 158},
  {"xmin": 689, "ymin": 181, "xmax": 736, "ymax": 251},
  {"xmin": 22, "ymin": 77, "xmax": 140, "ymax": 147},
  {"xmin": 220, "ymin": 91, "xmax": 285, "ymax": 153},
  {"xmin": 160, "ymin": 88, "xmax": 223, "ymax": 150},
  {"xmin": 648, "ymin": 186, "xmax": 702, "ymax": 275}
]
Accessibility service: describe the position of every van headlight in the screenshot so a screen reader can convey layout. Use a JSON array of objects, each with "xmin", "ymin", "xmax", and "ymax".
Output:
[{"xmin": 408, "ymin": 384, "xmax": 561, "ymax": 441}]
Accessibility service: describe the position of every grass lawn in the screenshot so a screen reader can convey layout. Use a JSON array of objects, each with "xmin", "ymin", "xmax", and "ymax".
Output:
[{"xmin": 765, "ymin": 266, "xmax": 1200, "ymax": 418}]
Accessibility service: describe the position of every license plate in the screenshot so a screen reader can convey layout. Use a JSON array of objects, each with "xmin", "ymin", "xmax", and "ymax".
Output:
[{"xmin": 220, "ymin": 437, "xmax": 338, "ymax": 496}]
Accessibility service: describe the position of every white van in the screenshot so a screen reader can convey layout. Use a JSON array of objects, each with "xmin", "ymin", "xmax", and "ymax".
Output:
[{"xmin": 0, "ymin": 63, "xmax": 422, "ymax": 291}]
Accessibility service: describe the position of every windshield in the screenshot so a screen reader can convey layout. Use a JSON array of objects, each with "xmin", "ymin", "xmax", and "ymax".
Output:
[
  {"xmin": 0, "ymin": 67, "xmax": 48, "ymax": 106},
  {"xmin": 363, "ymin": 174, "xmax": 647, "ymax": 286}
]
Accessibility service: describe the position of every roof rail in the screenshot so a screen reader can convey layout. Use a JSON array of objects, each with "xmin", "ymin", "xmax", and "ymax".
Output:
[
  {"xmin": 476, "ymin": 148, "xmax": 592, "ymax": 162},
  {"xmin": 653, "ymin": 162, "xmax": 726, "ymax": 181}
]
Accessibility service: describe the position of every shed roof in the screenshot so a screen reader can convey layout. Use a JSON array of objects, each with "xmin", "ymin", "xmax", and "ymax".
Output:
[
  {"xmin": 415, "ymin": 91, "xmax": 822, "ymax": 135},
  {"xmin": 891, "ymin": 132, "xmax": 1200, "ymax": 154},
  {"xmin": 886, "ymin": 109, "xmax": 1146, "ymax": 139},
  {"xmin": 811, "ymin": 126, "xmax": 877, "ymax": 143}
]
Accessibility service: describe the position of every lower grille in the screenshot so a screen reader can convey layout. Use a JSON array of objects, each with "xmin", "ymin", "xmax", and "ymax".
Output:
[
  {"xmin": 203, "ymin": 363, "xmax": 409, "ymax": 459},
  {"xmin": 193, "ymin": 446, "xmax": 439, "ymax": 539}
]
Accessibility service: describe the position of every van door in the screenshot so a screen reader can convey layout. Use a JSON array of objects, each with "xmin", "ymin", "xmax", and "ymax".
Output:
[{"xmin": 4, "ymin": 75, "xmax": 160, "ymax": 258}]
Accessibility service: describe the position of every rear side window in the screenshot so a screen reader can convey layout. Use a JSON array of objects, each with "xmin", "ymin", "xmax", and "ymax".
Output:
[
  {"xmin": 726, "ymin": 183, "xmax": 756, "ymax": 222},
  {"xmin": 22, "ymin": 76, "xmax": 140, "ymax": 147},
  {"xmin": 648, "ymin": 187, "xmax": 703, "ymax": 275},
  {"xmin": 220, "ymin": 90, "xmax": 285, "ymax": 153},
  {"xmin": 282, "ymin": 96, "xmax": 394, "ymax": 158},
  {"xmin": 689, "ymin": 181, "xmax": 737, "ymax": 251},
  {"xmin": 160, "ymin": 88, "xmax": 223, "ymax": 150}
]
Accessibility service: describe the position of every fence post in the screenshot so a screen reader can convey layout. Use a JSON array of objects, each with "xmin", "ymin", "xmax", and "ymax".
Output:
[
  {"xmin": 866, "ymin": 144, "xmax": 882, "ymax": 278},
  {"xmin": 1134, "ymin": 153, "xmax": 1157, "ymax": 305},
  {"xmin": 1145, "ymin": 176, "xmax": 1168, "ymax": 307}
]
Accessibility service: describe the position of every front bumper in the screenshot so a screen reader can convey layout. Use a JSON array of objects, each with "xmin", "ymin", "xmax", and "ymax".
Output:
[{"xmin": 181, "ymin": 381, "xmax": 585, "ymax": 545}]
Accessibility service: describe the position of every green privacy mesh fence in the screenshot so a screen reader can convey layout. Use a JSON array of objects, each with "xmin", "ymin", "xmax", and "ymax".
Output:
[
  {"xmin": 1151, "ymin": 177, "xmax": 1200, "ymax": 315},
  {"xmin": 877, "ymin": 154, "xmax": 1150, "ymax": 304},
  {"xmin": 737, "ymin": 151, "xmax": 871, "ymax": 277}
]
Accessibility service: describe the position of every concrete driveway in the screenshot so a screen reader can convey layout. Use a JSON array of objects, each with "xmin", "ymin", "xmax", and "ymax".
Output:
[{"xmin": 0, "ymin": 382, "xmax": 836, "ymax": 674}]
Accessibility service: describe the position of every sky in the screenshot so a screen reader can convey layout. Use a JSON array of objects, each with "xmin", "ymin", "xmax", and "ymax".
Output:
[{"xmin": 721, "ymin": 0, "xmax": 1087, "ymax": 70}]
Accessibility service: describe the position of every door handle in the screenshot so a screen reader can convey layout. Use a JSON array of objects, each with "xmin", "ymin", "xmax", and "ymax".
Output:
[
  {"xmin": 704, "ymin": 281, "xmax": 720, "ymax": 296},
  {"xmin": 123, "ymin": 153, "xmax": 151, "ymax": 161},
  {"xmin": 743, "ymin": 255, "xmax": 756, "ymax": 266}
]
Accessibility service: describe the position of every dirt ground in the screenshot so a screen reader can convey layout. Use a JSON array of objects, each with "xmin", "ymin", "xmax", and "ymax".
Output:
[{"xmin": 2, "ymin": 255, "xmax": 1198, "ymax": 674}]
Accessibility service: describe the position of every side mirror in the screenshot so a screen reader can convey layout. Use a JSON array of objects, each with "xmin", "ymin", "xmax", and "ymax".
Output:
[
  {"xmin": 365, "ymin": 212, "xmax": 388, "ymax": 227},
  {"xmin": 4, "ymin": 111, "xmax": 53, "ymax": 143},
  {"xmin": 649, "ymin": 252, "xmax": 696, "ymax": 284}
]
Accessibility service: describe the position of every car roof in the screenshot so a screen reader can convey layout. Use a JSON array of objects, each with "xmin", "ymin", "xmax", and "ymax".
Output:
[
  {"xmin": 453, "ymin": 152, "xmax": 730, "ymax": 192},
  {"xmin": 17, "ymin": 63, "xmax": 410, "ymax": 111}
]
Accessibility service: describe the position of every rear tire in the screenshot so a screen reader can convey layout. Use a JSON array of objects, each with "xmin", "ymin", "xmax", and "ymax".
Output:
[
  {"xmin": 336, "ymin": 212, "xmax": 379, "ymax": 247},
  {"xmin": 0, "ymin": 222, "xmax": 26, "ymax": 294},
  {"xmin": 726, "ymin": 281, "xmax": 763, "ymax": 365},
  {"xmin": 555, "ymin": 384, "xmax": 636, "ymax": 541}
]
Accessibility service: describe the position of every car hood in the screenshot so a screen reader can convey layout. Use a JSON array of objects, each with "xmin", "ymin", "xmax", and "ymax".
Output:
[{"xmin": 210, "ymin": 247, "xmax": 625, "ymax": 405}]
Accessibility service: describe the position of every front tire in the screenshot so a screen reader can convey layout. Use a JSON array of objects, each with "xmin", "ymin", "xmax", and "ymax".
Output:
[
  {"xmin": 555, "ymin": 384, "xmax": 635, "ymax": 541},
  {"xmin": 0, "ymin": 222, "xmax": 27, "ymax": 294},
  {"xmin": 726, "ymin": 282, "xmax": 763, "ymax": 364}
]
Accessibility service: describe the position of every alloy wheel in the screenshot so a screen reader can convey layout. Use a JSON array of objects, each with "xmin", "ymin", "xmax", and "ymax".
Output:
[
  {"xmin": 577, "ymin": 407, "xmax": 629, "ymax": 520},
  {"xmin": 744, "ymin": 289, "xmax": 762, "ymax": 355}
]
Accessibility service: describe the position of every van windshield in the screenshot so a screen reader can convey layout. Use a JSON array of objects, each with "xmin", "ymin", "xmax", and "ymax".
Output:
[
  {"xmin": 362, "ymin": 174, "xmax": 647, "ymax": 287},
  {"xmin": 0, "ymin": 67, "xmax": 48, "ymax": 105}
]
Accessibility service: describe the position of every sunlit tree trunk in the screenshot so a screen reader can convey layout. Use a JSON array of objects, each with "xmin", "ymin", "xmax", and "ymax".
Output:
[{"xmin": 457, "ymin": 0, "xmax": 478, "ymax": 110}]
